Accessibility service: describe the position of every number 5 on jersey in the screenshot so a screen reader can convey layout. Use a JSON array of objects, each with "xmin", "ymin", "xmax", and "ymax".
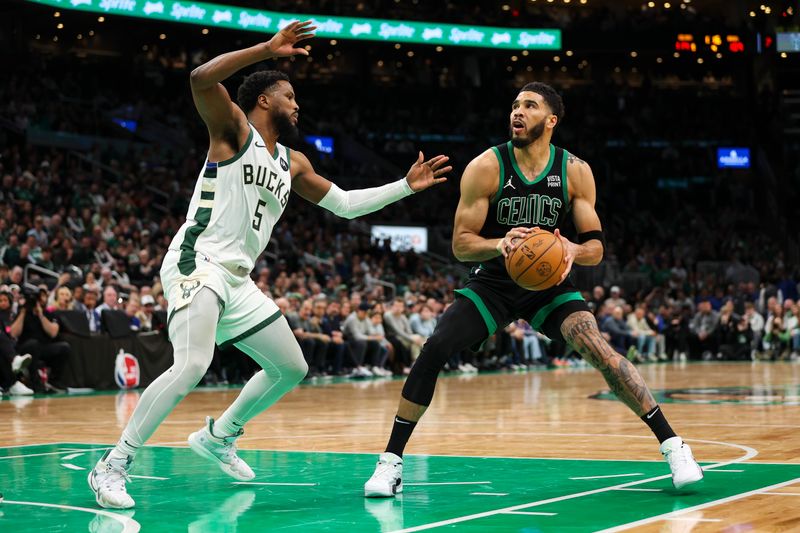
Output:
[{"xmin": 252, "ymin": 199, "xmax": 267, "ymax": 231}]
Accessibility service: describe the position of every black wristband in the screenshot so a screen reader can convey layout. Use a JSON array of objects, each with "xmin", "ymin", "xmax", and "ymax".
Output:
[{"xmin": 577, "ymin": 230, "xmax": 604, "ymax": 246}]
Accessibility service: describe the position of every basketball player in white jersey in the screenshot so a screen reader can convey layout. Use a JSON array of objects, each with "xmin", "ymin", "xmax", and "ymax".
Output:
[{"xmin": 88, "ymin": 21, "xmax": 451, "ymax": 509}]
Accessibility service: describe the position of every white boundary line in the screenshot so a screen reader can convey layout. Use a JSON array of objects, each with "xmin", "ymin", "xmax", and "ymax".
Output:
[
  {"xmin": 503, "ymin": 511, "xmax": 557, "ymax": 516},
  {"xmin": 232, "ymin": 481, "xmax": 317, "ymax": 486},
  {"xmin": 386, "ymin": 436, "xmax": 758, "ymax": 533},
  {"xmin": 613, "ymin": 488, "xmax": 662, "ymax": 492},
  {"xmin": 665, "ymin": 517, "xmax": 722, "ymax": 523},
  {"xmin": 0, "ymin": 449, "xmax": 96, "ymax": 460},
  {"xmin": 30, "ymin": 436, "xmax": 762, "ymax": 465},
  {"xmin": 61, "ymin": 452, "xmax": 84, "ymax": 461},
  {"xmin": 405, "ymin": 482, "xmax": 491, "ymax": 486},
  {"xmin": 594, "ymin": 477, "xmax": 800, "ymax": 532},
  {"xmin": 2, "ymin": 500, "xmax": 140, "ymax": 533},
  {"xmin": 470, "ymin": 492, "xmax": 508, "ymax": 496},
  {"xmin": 570, "ymin": 473, "xmax": 643, "ymax": 480},
  {"xmin": 61, "ymin": 463, "xmax": 83, "ymax": 471}
]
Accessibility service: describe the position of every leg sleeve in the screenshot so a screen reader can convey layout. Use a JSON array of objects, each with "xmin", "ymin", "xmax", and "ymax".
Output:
[
  {"xmin": 120, "ymin": 287, "xmax": 220, "ymax": 449},
  {"xmin": 215, "ymin": 316, "xmax": 308, "ymax": 431},
  {"xmin": 401, "ymin": 297, "xmax": 489, "ymax": 406}
]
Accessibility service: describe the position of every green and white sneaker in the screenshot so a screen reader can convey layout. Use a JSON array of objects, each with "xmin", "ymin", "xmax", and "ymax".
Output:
[
  {"xmin": 188, "ymin": 417, "xmax": 254, "ymax": 481},
  {"xmin": 88, "ymin": 450, "xmax": 135, "ymax": 509}
]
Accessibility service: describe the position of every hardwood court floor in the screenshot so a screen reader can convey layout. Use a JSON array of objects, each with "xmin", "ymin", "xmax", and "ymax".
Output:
[{"xmin": 1, "ymin": 361, "xmax": 799, "ymax": 532}]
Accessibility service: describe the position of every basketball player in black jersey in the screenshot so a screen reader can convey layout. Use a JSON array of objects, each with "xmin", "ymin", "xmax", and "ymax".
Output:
[{"xmin": 364, "ymin": 82, "xmax": 703, "ymax": 497}]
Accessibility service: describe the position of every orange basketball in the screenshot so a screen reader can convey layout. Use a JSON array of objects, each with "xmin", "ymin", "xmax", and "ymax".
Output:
[{"xmin": 504, "ymin": 229, "xmax": 567, "ymax": 291}]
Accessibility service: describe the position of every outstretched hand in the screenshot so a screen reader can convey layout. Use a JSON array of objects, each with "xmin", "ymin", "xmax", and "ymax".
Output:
[
  {"xmin": 405, "ymin": 151, "xmax": 452, "ymax": 192},
  {"xmin": 267, "ymin": 20, "xmax": 317, "ymax": 58}
]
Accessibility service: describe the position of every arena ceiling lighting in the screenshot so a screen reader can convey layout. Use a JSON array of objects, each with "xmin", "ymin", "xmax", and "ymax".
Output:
[{"xmin": 26, "ymin": 0, "xmax": 562, "ymax": 50}]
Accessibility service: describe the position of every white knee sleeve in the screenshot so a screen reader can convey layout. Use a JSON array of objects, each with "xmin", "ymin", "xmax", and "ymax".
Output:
[{"xmin": 121, "ymin": 288, "xmax": 220, "ymax": 449}]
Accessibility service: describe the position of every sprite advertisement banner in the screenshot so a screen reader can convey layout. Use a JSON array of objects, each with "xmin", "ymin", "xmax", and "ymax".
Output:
[{"xmin": 27, "ymin": 0, "xmax": 561, "ymax": 50}]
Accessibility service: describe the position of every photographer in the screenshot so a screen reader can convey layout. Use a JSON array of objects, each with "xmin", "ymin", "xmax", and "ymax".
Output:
[{"xmin": 9, "ymin": 288, "xmax": 71, "ymax": 392}]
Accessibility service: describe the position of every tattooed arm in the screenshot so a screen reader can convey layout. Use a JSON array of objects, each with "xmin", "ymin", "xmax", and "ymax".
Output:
[
  {"xmin": 562, "ymin": 311, "xmax": 657, "ymax": 416},
  {"xmin": 563, "ymin": 154, "xmax": 603, "ymax": 266}
]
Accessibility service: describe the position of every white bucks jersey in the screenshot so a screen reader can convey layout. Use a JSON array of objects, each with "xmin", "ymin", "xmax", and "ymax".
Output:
[{"xmin": 169, "ymin": 124, "xmax": 292, "ymax": 276}]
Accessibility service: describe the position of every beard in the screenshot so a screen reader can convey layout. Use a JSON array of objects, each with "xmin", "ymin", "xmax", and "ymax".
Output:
[
  {"xmin": 509, "ymin": 117, "xmax": 546, "ymax": 148},
  {"xmin": 271, "ymin": 109, "xmax": 299, "ymax": 143}
]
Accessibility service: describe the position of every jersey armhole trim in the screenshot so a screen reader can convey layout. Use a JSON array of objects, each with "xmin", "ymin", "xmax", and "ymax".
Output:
[
  {"xmin": 491, "ymin": 146, "xmax": 505, "ymax": 204},
  {"xmin": 286, "ymin": 146, "xmax": 291, "ymax": 173},
  {"xmin": 562, "ymin": 149, "xmax": 569, "ymax": 206},
  {"xmin": 217, "ymin": 127, "xmax": 254, "ymax": 167}
]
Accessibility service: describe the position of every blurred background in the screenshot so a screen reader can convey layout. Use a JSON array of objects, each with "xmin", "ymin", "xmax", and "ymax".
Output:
[{"xmin": 1, "ymin": 0, "xmax": 799, "ymax": 393}]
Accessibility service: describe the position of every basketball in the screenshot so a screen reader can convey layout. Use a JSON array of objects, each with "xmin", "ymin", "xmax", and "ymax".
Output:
[{"xmin": 505, "ymin": 230, "xmax": 566, "ymax": 291}]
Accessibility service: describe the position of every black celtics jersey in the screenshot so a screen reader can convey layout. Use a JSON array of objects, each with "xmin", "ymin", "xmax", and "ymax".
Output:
[{"xmin": 478, "ymin": 141, "xmax": 570, "ymax": 279}]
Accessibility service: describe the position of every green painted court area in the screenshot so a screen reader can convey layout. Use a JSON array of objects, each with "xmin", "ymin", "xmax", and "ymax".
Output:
[{"xmin": 2, "ymin": 443, "xmax": 800, "ymax": 532}]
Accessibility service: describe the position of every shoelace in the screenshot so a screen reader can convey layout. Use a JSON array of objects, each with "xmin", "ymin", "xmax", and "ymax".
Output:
[
  {"xmin": 665, "ymin": 445, "xmax": 690, "ymax": 467},
  {"xmin": 102, "ymin": 463, "xmax": 131, "ymax": 492},
  {"xmin": 373, "ymin": 461, "xmax": 400, "ymax": 479},
  {"xmin": 212, "ymin": 427, "xmax": 244, "ymax": 464}
]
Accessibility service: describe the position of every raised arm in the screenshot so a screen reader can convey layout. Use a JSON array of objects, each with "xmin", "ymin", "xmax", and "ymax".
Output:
[
  {"xmin": 452, "ymin": 151, "xmax": 533, "ymax": 262},
  {"xmin": 290, "ymin": 149, "xmax": 451, "ymax": 219},
  {"xmin": 189, "ymin": 21, "xmax": 315, "ymax": 160}
]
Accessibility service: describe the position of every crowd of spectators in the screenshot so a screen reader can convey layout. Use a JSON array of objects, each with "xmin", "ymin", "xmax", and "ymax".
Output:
[{"xmin": 1, "ymin": 8, "xmax": 798, "ymax": 395}]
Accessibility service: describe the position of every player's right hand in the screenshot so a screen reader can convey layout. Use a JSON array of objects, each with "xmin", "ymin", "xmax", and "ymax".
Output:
[
  {"xmin": 497, "ymin": 227, "xmax": 539, "ymax": 258},
  {"xmin": 267, "ymin": 20, "xmax": 317, "ymax": 58}
]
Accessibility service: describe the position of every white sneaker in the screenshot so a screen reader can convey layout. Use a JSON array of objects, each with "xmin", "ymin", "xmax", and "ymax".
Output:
[
  {"xmin": 8, "ymin": 381, "xmax": 33, "ymax": 396},
  {"xmin": 364, "ymin": 452, "xmax": 403, "ymax": 498},
  {"xmin": 88, "ymin": 450, "xmax": 135, "ymax": 509},
  {"xmin": 11, "ymin": 354, "xmax": 32, "ymax": 374},
  {"xmin": 188, "ymin": 417, "xmax": 254, "ymax": 481},
  {"xmin": 372, "ymin": 366, "xmax": 391, "ymax": 377},
  {"xmin": 660, "ymin": 437, "xmax": 704, "ymax": 489}
]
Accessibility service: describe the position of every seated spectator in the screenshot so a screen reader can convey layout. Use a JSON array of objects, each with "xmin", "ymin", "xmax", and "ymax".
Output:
[
  {"xmin": 744, "ymin": 301, "xmax": 765, "ymax": 359},
  {"xmin": 342, "ymin": 302, "xmax": 383, "ymax": 378},
  {"xmin": 600, "ymin": 305, "xmax": 637, "ymax": 359},
  {"xmin": 287, "ymin": 299, "xmax": 330, "ymax": 378},
  {"xmin": 83, "ymin": 288, "xmax": 102, "ymax": 333},
  {"xmin": 96, "ymin": 285, "xmax": 120, "ymax": 315},
  {"xmin": 9, "ymin": 289, "xmax": 71, "ymax": 392},
  {"xmin": 368, "ymin": 307, "xmax": 392, "ymax": 376},
  {"xmin": 688, "ymin": 300, "xmax": 721, "ymax": 360},
  {"xmin": 137, "ymin": 294, "xmax": 156, "ymax": 332},
  {"xmin": 409, "ymin": 304, "xmax": 436, "ymax": 340},
  {"xmin": 51, "ymin": 285, "xmax": 74, "ymax": 312},
  {"xmin": 125, "ymin": 300, "xmax": 141, "ymax": 332},
  {"xmin": 718, "ymin": 302, "xmax": 752, "ymax": 360},
  {"xmin": 627, "ymin": 304, "xmax": 658, "ymax": 361},
  {"xmin": 383, "ymin": 298, "xmax": 424, "ymax": 372},
  {"xmin": 0, "ymin": 298, "xmax": 33, "ymax": 396},
  {"xmin": 604, "ymin": 286, "xmax": 627, "ymax": 309},
  {"xmin": 314, "ymin": 298, "xmax": 346, "ymax": 375}
]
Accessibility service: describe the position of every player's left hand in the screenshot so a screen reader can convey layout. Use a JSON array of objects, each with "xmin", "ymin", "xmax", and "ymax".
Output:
[
  {"xmin": 267, "ymin": 20, "xmax": 317, "ymax": 58},
  {"xmin": 405, "ymin": 152, "xmax": 452, "ymax": 192},
  {"xmin": 554, "ymin": 228, "xmax": 579, "ymax": 285}
]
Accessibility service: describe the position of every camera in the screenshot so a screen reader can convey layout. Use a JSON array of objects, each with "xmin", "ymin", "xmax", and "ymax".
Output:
[{"xmin": 21, "ymin": 287, "xmax": 43, "ymax": 312}]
